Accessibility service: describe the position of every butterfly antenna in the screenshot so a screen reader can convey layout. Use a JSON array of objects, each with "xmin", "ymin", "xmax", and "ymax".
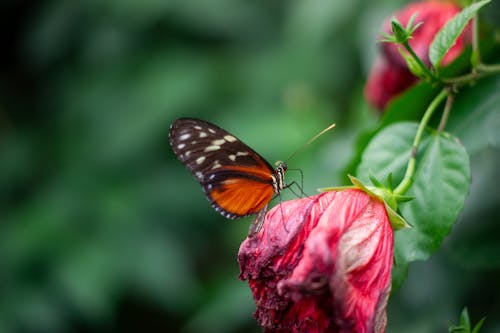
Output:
[{"xmin": 285, "ymin": 122, "xmax": 336, "ymax": 163}]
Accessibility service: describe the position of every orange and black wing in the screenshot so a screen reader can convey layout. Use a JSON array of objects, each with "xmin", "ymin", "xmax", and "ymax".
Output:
[{"xmin": 169, "ymin": 118, "xmax": 277, "ymax": 219}]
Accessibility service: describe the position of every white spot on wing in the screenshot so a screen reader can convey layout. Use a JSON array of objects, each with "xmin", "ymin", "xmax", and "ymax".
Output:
[
  {"xmin": 208, "ymin": 128, "xmax": 216, "ymax": 134},
  {"xmin": 236, "ymin": 151, "xmax": 249, "ymax": 156},
  {"xmin": 185, "ymin": 150, "xmax": 191, "ymax": 157},
  {"xmin": 177, "ymin": 143, "xmax": 186, "ymax": 149},
  {"xmin": 212, "ymin": 161, "xmax": 222, "ymax": 169},
  {"xmin": 179, "ymin": 133, "xmax": 190, "ymax": 141},
  {"xmin": 195, "ymin": 171, "xmax": 203, "ymax": 179},
  {"xmin": 196, "ymin": 156, "xmax": 206, "ymax": 164},
  {"xmin": 228, "ymin": 155, "xmax": 236, "ymax": 161},
  {"xmin": 199, "ymin": 132, "xmax": 207, "ymax": 138},
  {"xmin": 211, "ymin": 139, "xmax": 225, "ymax": 146},
  {"xmin": 224, "ymin": 135, "xmax": 237, "ymax": 142},
  {"xmin": 204, "ymin": 145, "xmax": 220, "ymax": 152},
  {"xmin": 194, "ymin": 125, "xmax": 202, "ymax": 130}
]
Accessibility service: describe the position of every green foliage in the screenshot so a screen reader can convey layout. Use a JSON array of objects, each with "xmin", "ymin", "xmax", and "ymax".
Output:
[
  {"xmin": 357, "ymin": 123, "xmax": 471, "ymax": 290},
  {"xmin": 429, "ymin": 0, "xmax": 491, "ymax": 68},
  {"xmin": 449, "ymin": 307, "xmax": 486, "ymax": 333},
  {"xmin": 0, "ymin": 0, "xmax": 363, "ymax": 332},
  {"xmin": 1, "ymin": 0, "xmax": 499, "ymax": 332},
  {"xmin": 446, "ymin": 75, "xmax": 500, "ymax": 154}
]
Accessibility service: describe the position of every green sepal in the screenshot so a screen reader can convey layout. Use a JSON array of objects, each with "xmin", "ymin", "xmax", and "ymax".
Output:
[
  {"xmin": 472, "ymin": 318, "xmax": 486, "ymax": 333},
  {"xmin": 381, "ymin": 14, "xmax": 423, "ymax": 44},
  {"xmin": 394, "ymin": 194, "xmax": 414, "ymax": 203},
  {"xmin": 348, "ymin": 175, "xmax": 373, "ymax": 194},
  {"xmin": 318, "ymin": 185, "xmax": 355, "ymax": 192},
  {"xmin": 380, "ymin": 32, "xmax": 397, "ymax": 43},
  {"xmin": 386, "ymin": 173, "xmax": 394, "ymax": 191},
  {"xmin": 449, "ymin": 307, "xmax": 486, "ymax": 333},
  {"xmin": 391, "ymin": 19, "xmax": 409, "ymax": 44},
  {"xmin": 405, "ymin": 13, "xmax": 423, "ymax": 35},
  {"xmin": 384, "ymin": 202, "xmax": 412, "ymax": 230},
  {"xmin": 398, "ymin": 47, "xmax": 427, "ymax": 80},
  {"xmin": 369, "ymin": 172, "xmax": 384, "ymax": 188},
  {"xmin": 348, "ymin": 175, "xmax": 411, "ymax": 230}
]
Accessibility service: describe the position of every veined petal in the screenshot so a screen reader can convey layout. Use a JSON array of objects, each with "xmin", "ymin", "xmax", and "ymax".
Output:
[{"xmin": 239, "ymin": 189, "xmax": 394, "ymax": 333}]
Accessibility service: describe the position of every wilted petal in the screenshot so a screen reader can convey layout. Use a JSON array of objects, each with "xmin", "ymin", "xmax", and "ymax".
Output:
[{"xmin": 239, "ymin": 189, "xmax": 394, "ymax": 333}]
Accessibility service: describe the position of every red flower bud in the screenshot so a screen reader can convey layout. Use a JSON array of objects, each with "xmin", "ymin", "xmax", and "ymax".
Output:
[
  {"xmin": 364, "ymin": 57, "xmax": 418, "ymax": 111},
  {"xmin": 365, "ymin": 0, "xmax": 471, "ymax": 111},
  {"xmin": 238, "ymin": 189, "xmax": 394, "ymax": 333}
]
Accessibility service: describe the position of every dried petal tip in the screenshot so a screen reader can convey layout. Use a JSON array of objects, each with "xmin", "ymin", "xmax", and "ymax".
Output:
[{"xmin": 239, "ymin": 189, "xmax": 394, "ymax": 332}]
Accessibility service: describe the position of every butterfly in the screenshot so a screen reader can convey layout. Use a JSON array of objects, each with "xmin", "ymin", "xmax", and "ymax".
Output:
[{"xmin": 169, "ymin": 118, "xmax": 287, "ymax": 235}]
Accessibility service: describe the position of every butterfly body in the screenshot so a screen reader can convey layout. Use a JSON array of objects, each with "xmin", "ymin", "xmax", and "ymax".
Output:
[{"xmin": 169, "ymin": 118, "xmax": 286, "ymax": 223}]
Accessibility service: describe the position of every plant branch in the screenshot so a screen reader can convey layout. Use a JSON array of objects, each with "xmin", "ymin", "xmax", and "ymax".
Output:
[
  {"xmin": 394, "ymin": 88, "xmax": 449, "ymax": 196},
  {"xmin": 437, "ymin": 93, "xmax": 454, "ymax": 132},
  {"xmin": 471, "ymin": 6, "xmax": 481, "ymax": 72},
  {"xmin": 477, "ymin": 63, "xmax": 500, "ymax": 72}
]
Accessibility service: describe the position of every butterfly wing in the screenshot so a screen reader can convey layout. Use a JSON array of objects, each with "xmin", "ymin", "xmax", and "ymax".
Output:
[{"xmin": 169, "ymin": 118, "xmax": 277, "ymax": 219}]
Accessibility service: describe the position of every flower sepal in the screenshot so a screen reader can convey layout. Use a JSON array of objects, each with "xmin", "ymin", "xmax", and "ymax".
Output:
[
  {"xmin": 323, "ymin": 175, "xmax": 412, "ymax": 231},
  {"xmin": 351, "ymin": 175, "xmax": 412, "ymax": 230},
  {"xmin": 397, "ymin": 47, "xmax": 429, "ymax": 80},
  {"xmin": 381, "ymin": 14, "xmax": 423, "ymax": 44}
]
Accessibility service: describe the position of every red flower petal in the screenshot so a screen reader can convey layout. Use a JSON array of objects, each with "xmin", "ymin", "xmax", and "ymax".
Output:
[{"xmin": 239, "ymin": 189, "xmax": 394, "ymax": 333}]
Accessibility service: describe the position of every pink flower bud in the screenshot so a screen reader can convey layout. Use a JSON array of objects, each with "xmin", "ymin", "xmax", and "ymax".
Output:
[
  {"xmin": 238, "ymin": 189, "xmax": 394, "ymax": 333},
  {"xmin": 364, "ymin": 57, "xmax": 418, "ymax": 111},
  {"xmin": 365, "ymin": 0, "xmax": 471, "ymax": 111}
]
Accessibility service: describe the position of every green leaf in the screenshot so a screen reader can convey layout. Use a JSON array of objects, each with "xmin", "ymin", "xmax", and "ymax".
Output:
[
  {"xmin": 446, "ymin": 75, "xmax": 500, "ymax": 155},
  {"xmin": 429, "ymin": 0, "xmax": 491, "ymax": 68},
  {"xmin": 356, "ymin": 123, "xmax": 471, "ymax": 290},
  {"xmin": 369, "ymin": 172, "xmax": 384, "ymax": 188},
  {"xmin": 357, "ymin": 123, "xmax": 421, "ymax": 185},
  {"xmin": 384, "ymin": 202, "xmax": 412, "ymax": 230}
]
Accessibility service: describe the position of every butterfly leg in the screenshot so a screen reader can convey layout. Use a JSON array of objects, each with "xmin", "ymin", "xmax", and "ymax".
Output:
[
  {"xmin": 277, "ymin": 194, "xmax": 290, "ymax": 233},
  {"xmin": 284, "ymin": 180, "xmax": 309, "ymax": 198}
]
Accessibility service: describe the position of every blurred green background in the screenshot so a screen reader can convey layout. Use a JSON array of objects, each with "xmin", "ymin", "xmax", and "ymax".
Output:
[{"xmin": 1, "ymin": 0, "xmax": 499, "ymax": 332}]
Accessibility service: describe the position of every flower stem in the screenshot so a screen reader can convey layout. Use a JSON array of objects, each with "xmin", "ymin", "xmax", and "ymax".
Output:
[
  {"xmin": 477, "ymin": 63, "xmax": 500, "ymax": 73},
  {"xmin": 437, "ymin": 93, "xmax": 454, "ymax": 132},
  {"xmin": 441, "ymin": 64, "xmax": 500, "ymax": 85},
  {"xmin": 471, "ymin": 9, "xmax": 480, "ymax": 72},
  {"xmin": 393, "ymin": 88, "xmax": 449, "ymax": 196}
]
